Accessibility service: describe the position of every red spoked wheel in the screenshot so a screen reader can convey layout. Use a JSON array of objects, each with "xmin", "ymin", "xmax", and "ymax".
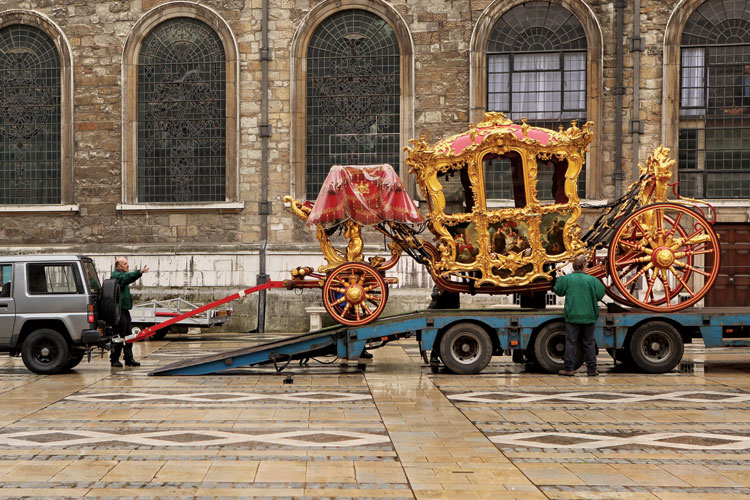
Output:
[
  {"xmin": 603, "ymin": 213, "xmax": 690, "ymax": 306},
  {"xmin": 607, "ymin": 203, "xmax": 720, "ymax": 312},
  {"xmin": 322, "ymin": 262, "xmax": 388, "ymax": 327}
]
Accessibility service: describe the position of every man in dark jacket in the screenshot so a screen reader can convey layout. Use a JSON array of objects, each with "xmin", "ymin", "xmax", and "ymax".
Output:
[
  {"xmin": 110, "ymin": 257, "xmax": 149, "ymax": 367},
  {"xmin": 552, "ymin": 254, "xmax": 605, "ymax": 376}
]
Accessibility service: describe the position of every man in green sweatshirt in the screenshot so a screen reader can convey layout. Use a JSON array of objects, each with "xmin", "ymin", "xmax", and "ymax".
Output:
[
  {"xmin": 552, "ymin": 254, "xmax": 605, "ymax": 376},
  {"xmin": 110, "ymin": 256, "xmax": 149, "ymax": 368}
]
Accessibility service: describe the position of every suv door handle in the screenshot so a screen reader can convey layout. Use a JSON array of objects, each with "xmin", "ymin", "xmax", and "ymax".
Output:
[{"xmin": 0, "ymin": 304, "xmax": 7, "ymax": 308}]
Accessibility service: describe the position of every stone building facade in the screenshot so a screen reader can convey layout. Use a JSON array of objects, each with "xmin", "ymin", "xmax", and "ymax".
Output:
[{"xmin": 0, "ymin": 0, "xmax": 748, "ymax": 330}]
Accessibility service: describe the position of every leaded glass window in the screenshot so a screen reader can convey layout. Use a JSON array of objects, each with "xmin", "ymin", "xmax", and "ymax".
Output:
[
  {"xmin": 0, "ymin": 25, "xmax": 61, "ymax": 204},
  {"xmin": 679, "ymin": 0, "xmax": 750, "ymax": 198},
  {"xmin": 306, "ymin": 9, "xmax": 400, "ymax": 198},
  {"xmin": 138, "ymin": 18, "xmax": 226, "ymax": 203},
  {"xmin": 486, "ymin": 1, "xmax": 587, "ymax": 199}
]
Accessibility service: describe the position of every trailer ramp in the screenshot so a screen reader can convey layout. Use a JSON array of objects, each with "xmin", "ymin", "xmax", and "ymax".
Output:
[
  {"xmin": 149, "ymin": 312, "xmax": 431, "ymax": 376},
  {"xmin": 149, "ymin": 326, "xmax": 345, "ymax": 376}
]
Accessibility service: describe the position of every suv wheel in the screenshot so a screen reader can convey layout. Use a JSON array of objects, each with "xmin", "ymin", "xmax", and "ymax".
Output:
[
  {"xmin": 21, "ymin": 328, "xmax": 70, "ymax": 375},
  {"xmin": 67, "ymin": 350, "xmax": 85, "ymax": 370},
  {"xmin": 100, "ymin": 279, "xmax": 121, "ymax": 326}
]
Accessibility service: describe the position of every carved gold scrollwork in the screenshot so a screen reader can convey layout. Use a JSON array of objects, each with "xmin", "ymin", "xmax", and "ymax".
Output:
[
  {"xmin": 284, "ymin": 195, "xmax": 354, "ymax": 273},
  {"xmin": 405, "ymin": 113, "xmax": 595, "ymax": 288}
]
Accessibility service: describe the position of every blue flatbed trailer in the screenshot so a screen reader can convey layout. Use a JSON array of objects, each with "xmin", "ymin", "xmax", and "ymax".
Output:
[{"xmin": 149, "ymin": 307, "xmax": 750, "ymax": 376}]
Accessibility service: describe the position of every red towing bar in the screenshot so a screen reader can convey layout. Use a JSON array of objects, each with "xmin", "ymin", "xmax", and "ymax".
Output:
[{"xmin": 121, "ymin": 281, "xmax": 285, "ymax": 343}]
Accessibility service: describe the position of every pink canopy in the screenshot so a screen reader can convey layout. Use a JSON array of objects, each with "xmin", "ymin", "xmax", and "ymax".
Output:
[
  {"xmin": 436, "ymin": 123, "xmax": 555, "ymax": 157},
  {"xmin": 307, "ymin": 164, "xmax": 424, "ymax": 227}
]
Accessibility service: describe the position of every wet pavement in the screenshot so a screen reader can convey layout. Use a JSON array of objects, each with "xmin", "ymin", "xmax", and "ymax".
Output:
[{"xmin": 1, "ymin": 330, "xmax": 750, "ymax": 499}]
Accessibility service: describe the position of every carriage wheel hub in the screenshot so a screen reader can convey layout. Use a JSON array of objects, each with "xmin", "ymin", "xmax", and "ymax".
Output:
[
  {"xmin": 345, "ymin": 285, "xmax": 365, "ymax": 304},
  {"xmin": 653, "ymin": 246, "xmax": 674, "ymax": 268}
]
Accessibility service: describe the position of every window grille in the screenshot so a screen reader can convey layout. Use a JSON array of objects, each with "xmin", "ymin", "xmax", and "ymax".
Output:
[
  {"xmin": 306, "ymin": 10, "xmax": 400, "ymax": 198},
  {"xmin": 679, "ymin": 0, "xmax": 750, "ymax": 198},
  {"xmin": 0, "ymin": 25, "xmax": 61, "ymax": 204},
  {"xmin": 138, "ymin": 18, "xmax": 226, "ymax": 203},
  {"xmin": 486, "ymin": 1, "xmax": 587, "ymax": 199}
]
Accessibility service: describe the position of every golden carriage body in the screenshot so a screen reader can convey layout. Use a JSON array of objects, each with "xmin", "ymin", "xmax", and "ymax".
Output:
[{"xmin": 285, "ymin": 113, "xmax": 721, "ymax": 327}]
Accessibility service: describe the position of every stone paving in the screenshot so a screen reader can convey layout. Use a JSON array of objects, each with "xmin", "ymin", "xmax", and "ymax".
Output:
[{"xmin": 0, "ymin": 330, "xmax": 749, "ymax": 499}]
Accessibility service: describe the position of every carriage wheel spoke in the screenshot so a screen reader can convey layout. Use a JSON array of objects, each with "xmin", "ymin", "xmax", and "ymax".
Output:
[
  {"xmin": 612, "ymin": 261, "xmax": 638, "ymax": 287},
  {"xmin": 341, "ymin": 302, "xmax": 352, "ymax": 317},
  {"xmin": 643, "ymin": 269, "xmax": 658, "ymax": 302},
  {"xmin": 669, "ymin": 265, "xmax": 695, "ymax": 296},
  {"xmin": 623, "ymin": 262, "xmax": 654, "ymax": 288},
  {"xmin": 655, "ymin": 210, "xmax": 665, "ymax": 244},
  {"xmin": 673, "ymin": 246, "xmax": 714, "ymax": 259},
  {"xmin": 618, "ymin": 239, "xmax": 653, "ymax": 254},
  {"xmin": 676, "ymin": 261, "xmax": 711, "ymax": 277},
  {"xmin": 616, "ymin": 254, "xmax": 652, "ymax": 266},
  {"xmin": 665, "ymin": 212, "xmax": 682, "ymax": 244},
  {"xmin": 630, "ymin": 219, "xmax": 656, "ymax": 247},
  {"xmin": 671, "ymin": 230, "xmax": 710, "ymax": 251},
  {"xmin": 360, "ymin": 302, "xmax": 372, "ymax": 315},
  {"xmin": 331, "ymin": 296, "xmax": 346, "ymax": 306},
  {"xmin": 659, "ymin": 269, "xmax": 672, "ymax": 305}
]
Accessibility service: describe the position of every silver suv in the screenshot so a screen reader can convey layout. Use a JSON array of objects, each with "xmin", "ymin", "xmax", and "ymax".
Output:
[{"xmin": 0, "ymin": 255, "xmax": 120, "ymax": 374}]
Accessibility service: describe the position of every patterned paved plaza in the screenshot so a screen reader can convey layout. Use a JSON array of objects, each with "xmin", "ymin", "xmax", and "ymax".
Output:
[{"xmin": 0, "ymin": 330, "xmax": 749, "ymax": 499}]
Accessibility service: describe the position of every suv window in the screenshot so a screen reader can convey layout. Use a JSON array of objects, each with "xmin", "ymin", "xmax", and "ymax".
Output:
[
  {"xmin": 0, "ymin": 264, "xmax": 11, "ymax": 297},
  {"xmin": 27, "ymin": 263, "xmax": 83, "ymax": 294},
  {"xmin": 82, "ymin": 261, "xmax": 101, "ymax": 293}
]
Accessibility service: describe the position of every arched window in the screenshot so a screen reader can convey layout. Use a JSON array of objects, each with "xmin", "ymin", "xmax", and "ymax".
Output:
[
  {"xmin": 486, "ymin": 1, "xmax": 587, "ymax": 199},
  {"xmin": 0, "ymin": 24, "xmax": 60, "ymax": 204},
  {"xmin": 305, "ymin": 9, "xmax": 400, "ymax": 197},
  {"xmin": 679, "ymin": 0, "xmax": 750, "ymax": 198},
  {"xmin": 137, "ymin": 18, "xmax": 226, "ymax": 203}
]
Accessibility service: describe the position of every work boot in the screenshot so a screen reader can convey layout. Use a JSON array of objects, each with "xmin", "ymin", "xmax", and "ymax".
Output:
[
  {"xmin": 124, "ymin": 359, "xmax": 141, "ymax": 367},
  {"xmin": 557, "ymin": 369, "xmax": 575, "ymax": 376},
  {"xmin": 111, "ymin": 360, "xmax": 123, "ymax": 368},
  {"xmin": 587, "ymin": 370, "xmax": 599, "ymax": 377}
]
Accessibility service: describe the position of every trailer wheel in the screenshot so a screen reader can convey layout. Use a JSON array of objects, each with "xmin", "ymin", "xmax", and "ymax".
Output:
[
  {"xmin": 533, "ymin": 322, "xmax": 583, "ymax": 373},
  {"xmin": 439, "ymin": 323, "xmax": 493, "ymax": 375},
  {"xmin": 100, "ymin": 279, "xmax": 121, "ymax": 326},
  {"xmin": 629, "ymin": 321, "xmax": 683, "ymax": 373}
]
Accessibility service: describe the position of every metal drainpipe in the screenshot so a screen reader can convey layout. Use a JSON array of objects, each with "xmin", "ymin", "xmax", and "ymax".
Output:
[
  {"xmin": 614, "ymin": 0, "xmax": 625, "ymax": 198},
  {"xmin": 631, "ymin": 0, "xmax": 642, "ymax": 182},
  {"xmin": 257, "ymin": 0, "xmax": 271, "ymax": 333}
]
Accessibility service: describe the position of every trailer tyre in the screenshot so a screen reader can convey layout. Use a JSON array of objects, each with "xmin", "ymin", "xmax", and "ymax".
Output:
[
  {"xmin": 606, "ymin": 347, "xmax": 633, "ymax": 367},
  {"xmin": 21, "ymin": 328, "xmax": 70, "ymax": 374},
  {"xmin": 439, "ymin": 323, "xmax": 493, "ymax": 375},
  {"xmin": 100, "ymin": 279, "xmax": 121, "ymax": 326},
  {"xmin": 533, "ymin": 322, "xmax": 583, "ymax": 373},
  {"xmin": 629, "ymin": 321, "xmax": 683, "ymax": 373}
]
